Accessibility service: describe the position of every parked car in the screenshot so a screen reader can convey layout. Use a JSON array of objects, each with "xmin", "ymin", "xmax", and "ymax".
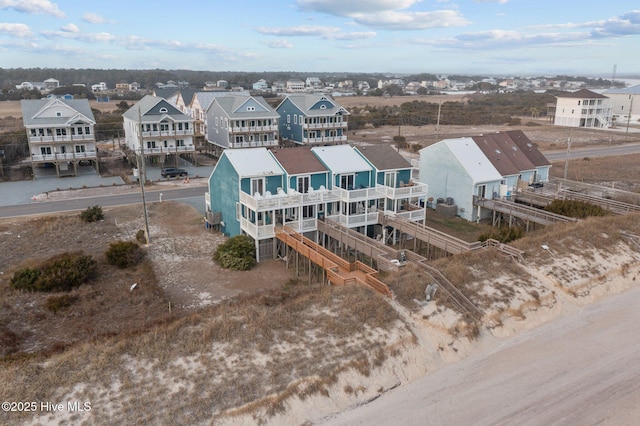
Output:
[{"xmin": 161, "ymin": 167, "xmax": 188, "ymax": 178}]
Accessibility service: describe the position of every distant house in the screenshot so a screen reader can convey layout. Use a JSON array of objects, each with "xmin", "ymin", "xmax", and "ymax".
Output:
[
  {"xmin": 271, "ymin": 81, "xmax": 286, "ymax": 93},
  {"xmin": 276, "ymin": 94, "xmax": 349, "ymax": 145},
  {"xmin": 205, "ymin": 94, "xmax": 279, "ymax": 153},
  {"xmin": 122, "ymin": 95, "xmax": 195, "ymax": 166},
  {"xmin": 286, "ymin": 80, "xmax": 306, "ymax": 92},
  {"xmin": 553, "ymin": 89, "xmax": 612, "ymax": 128},
  {"xmin": 252, "ymin": 79, "xmax": 269, "ymax": 91},
  {"xmin": 21, "ymin": 97, "xmax": 98, "ymax": 177},
  {"xmin": 604, "ymin": 84, "xmax": 640, "ymax": 123},
  {"xmin": 305, "ymin": 77, "xmax": 323, "ymax": 91},
  {"xmin": 190, "ymin": 91, "xmax": 247, "ymax": 144},
  {"xmin": 419, "ymin": 130, "xmax": 550, "ymax": 222},
  {"xmin": 91, "ymin": 82, "xmax": 108, "ymax": 92}
]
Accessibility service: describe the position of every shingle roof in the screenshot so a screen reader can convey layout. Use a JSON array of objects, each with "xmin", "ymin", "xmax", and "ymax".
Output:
[
  {"xmin": 505, "ymin": 130, "xmax": 550, "ymax": 167},
  {"xmin": 214, "ymin": 95, "xmax": 279, "ymax": 119},
  {"xmin": 555, "ymin": 89, "xmax": 608, "ymax": 99},
  {"xmin": 122, "ymin": 95, "xmax": 192, "ymax": 122},
  {"xmin": 311, "ymin": 145, "xmax": 370, "ymax": 174},
  {"xmin": 21, "ymin": 98, "xmax": 95, "ymax": 127},
  {"xmin": 194, "ymin": 91, "xmax": 248, "ymax": 112},
  {"xmin": 355, "ymin": 144, "xmax": 411, "ymax": 171},
  {"xmin": 281, "ymin": 94, "xmax": 350, "ymax": 117},
  {"xmin": 472, "ymin": 133, "xmax": 535, "ymax": 176},
  {"xmin": 270, "ymin": 146, "xmax": 327, "ymax": 175}
]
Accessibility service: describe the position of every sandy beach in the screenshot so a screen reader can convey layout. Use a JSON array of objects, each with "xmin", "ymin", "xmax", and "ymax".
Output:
[{"xmin": 321, "ymin": 284, "xmax": 640, "ymax": 426}]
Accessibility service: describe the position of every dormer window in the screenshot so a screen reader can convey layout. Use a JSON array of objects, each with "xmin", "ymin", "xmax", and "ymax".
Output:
[
  {"xmin": 159, "ymin": 107, "xmax": 168, "ymax": 113},
  {"xmin": 247, "ymin": 106, "xmax": 255, "ymax": 111},
  {"xmin": 56, "ymin": 112, "xmax": 61, "ymax": 117}
]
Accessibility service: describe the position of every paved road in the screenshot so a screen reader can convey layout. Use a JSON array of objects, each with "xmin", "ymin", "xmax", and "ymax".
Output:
[
  {"xmin": 0, "ymin": 186, "xmax": 207, "ymax": 218},
  {"xmin": 543, "ymin": 142, "xmax": 640, "ymax": 162},
  {"xmin": 322, "ymin": 286, "xmax": 640, "ymax": 426}
]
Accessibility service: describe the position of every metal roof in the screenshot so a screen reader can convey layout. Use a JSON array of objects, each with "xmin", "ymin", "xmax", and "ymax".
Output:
[
  {"xmin": 355, "ymin": 144, "xmax": 411, "ymax": 171},
  {"xmin": 280, "ymin": 94, "xmax": 350, "ymax": 117},
  {"xmin": 122, "ymin": 95, "xmax": 192, "ymax": 122},
  {"xmin": 311, "ymin": 145, "xmax": 371, "ymax": 174},
  {"xmin": 604, "ymin": 84, "xmax": 640, "ymax": 95},
  {"xmin": 213, "ymin": 95, "xmax": 279, "ymax": 119},
  {"xmin": 223, "ymin": 148, "xmax": 283, "ymax": 178},
  {"xmin": 443, "ymin": 137, "xmax": 503, "ymax": 184},
  {"xmin": 555, "ymin": 89, "xmax": 608, "ymax": 99}
]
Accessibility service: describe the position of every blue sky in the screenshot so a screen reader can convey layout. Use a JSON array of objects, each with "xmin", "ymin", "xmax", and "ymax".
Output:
[{"xmin": 1, "ymin": 0, "xmax": 639, "ymax": 76}]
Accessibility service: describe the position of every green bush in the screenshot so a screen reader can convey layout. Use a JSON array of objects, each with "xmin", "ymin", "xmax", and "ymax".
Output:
[
  {"xmin": 105, "ymin": 240, "xmax": 142, "ymax": 269},
  {"xmin": 10, "ymin": 252, "xmax": 97, "ymax": 292},
  {"xmin": 79, "ymin": 205, "xmax": 104, "ymax": 223},
  {"xmin": 213, "ymin": 235, "xmax": 256, "ymax": 271},
  {"xmin": 544, "ymin": 199, "xmax": 608, "ymax": 219},
  {"xmin": 45, "ymin": 294, "xmax": 79, "ymax": 313},
  {"xmin": 479, "ymin": 226, "xmax": 524, "ymax": 243},
  {"xmin": 135, "ymin": 229, "xmax": 147, "ymax": 244}
]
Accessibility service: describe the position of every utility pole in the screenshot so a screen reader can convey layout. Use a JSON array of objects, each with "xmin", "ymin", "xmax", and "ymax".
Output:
[
  {"xmin": 563, "ymin": 136, "xmax": 572, "ymax": 180},
  {"xmin": 137, "ymin": 107, "xmax": 151, "ymax": 244},
  {"xmin": 436, "ymin": 101, "xmax": 442, "ymax": 133},
  {"xmin": 626, "ymin": 96, "xmax": 634, "ymax": 135}
]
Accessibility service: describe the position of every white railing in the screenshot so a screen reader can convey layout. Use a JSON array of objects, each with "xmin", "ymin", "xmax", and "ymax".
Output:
[
  {"xmin": 305, "ymin": 122, "xmax": 348, "ymax": 129},
  {"xmin": 376, "ymin": 182, "xmax": 428, "ymax": 199},
  {"xmin": 231, "ymin": 140, "xmax": 278, "ymax": 149},
  {"xmin": 28, "ymin": 134, "xmax": 95, "ymax": 143},
  {"xmin": 326, "ymin": 211, "xmax": 379, "ymax": 227},
  {"xmin": 303, "ymin": 135, "xmax": 348, "ymax": 144},
  {"xmin": 301, "ymin": 189, "xmax": 340, "ymax": 204},
  {"xmin": 32, "ymin": 151, "xmax": 97, "ymax": 161},
  {"xmin": 231, "ymin": 125, "xmax": 278, "ymax": 132},
  {"xmin": 142, "ymin": 146, "xmax": 195, "ymax": 154},
  {"xmin": 333, "ymin": 186, "xmax": 385, "ymax": 203},
  {"xmin": 284, "ymin": 217, "xmax": 318, "ymax": 233},
  {"xmin": 240, "ymin": 191, "xmax": 303, "ymax": 212},
  {"xmin": 393, "ymin": 209, "xmax": 426, "ymax": 221},
  {"xmin": 240, "ymin": 217, "xmax": 275, "ymax": 239},
  {"xmin": 142, "ymin": 130, "xmax": 194, "ymax": 137}
]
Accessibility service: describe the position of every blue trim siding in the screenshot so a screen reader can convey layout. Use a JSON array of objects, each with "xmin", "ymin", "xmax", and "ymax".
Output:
[
  {"xmin": 208, "ymin": 155, "xmax": 240, "ymax": 237},
  {"xmin": 277, "ymin": 98, "xmax": 303, "ymax": 143}
]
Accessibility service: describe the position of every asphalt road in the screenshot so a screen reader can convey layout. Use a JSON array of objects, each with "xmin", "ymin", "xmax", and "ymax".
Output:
[
  {"xmin": 543, "ymin": 142, "xmax": 640, "ymax": 162},
  {"xmin": 0, "ymin": 186, "xmax": 207, "ymax": 218}
]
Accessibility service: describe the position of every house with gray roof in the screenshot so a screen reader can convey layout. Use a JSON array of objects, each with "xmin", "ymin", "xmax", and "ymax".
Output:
[
  {"xmin": 205, "ymin": 94, "xmax": 279, "ymax": 154},
  {"xmin": 21, "ymin": 97, "xmax": 97, "ymax": 177},
  {"xmin": 604, "ymin": 84, "xmax": 640, "ymax": 124},
  {"xmin": 276, "ymin": 94, "xmax": 349, "ymax": 146},
  {"xmin": 122, "ymin": 95, "xmax": 195, "ymax": 166},
  {"xmin": 553, "ymin": 89, "xmax": 612, "ymax": 128}
]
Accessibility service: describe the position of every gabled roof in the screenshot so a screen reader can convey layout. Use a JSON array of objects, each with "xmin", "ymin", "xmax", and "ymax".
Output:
[
  {"xmin": 555, "ymin": 89, "xmax": 608, "ymax": 99},
  {"xmin": 278, "ymin": 94, "xmax": 350, "ymax": 117},
  {"xmin": 506, "ymin": 130, "xmax": 550, "ymax": 167},
  {"xmin": 21, "ymin": 98, "xmax": 95, "ymax": 127},
  {"xmin": 213, "ymin": 95, "xmax": 279, "ymax": 119},
  {"xmin": 471, "ymin": 132, "xmax": 535, "ymax": 176},
  {"xmin": 223, "ymin": 148, "xmax": 283, "ymax": 178},
  {"xmin": 441, "ymin": 137, "xmax": 503, "ymax": 184},
  {"xmin": 311, "ymin": 145, "xmax": 371, "ymax": 174},
  {"xmin": 270, "ymin": 146, "xmax": 327, "ymax": 176},
  {"xmin": 122, "ymin": 95, "xmax": 192, "ymax": 122},
  {"xmin": 355, "ymin": 144, "xmax": 411, "ymax": 171},
  {"xmin": 193, "ymin": 91, "xmax": 248, "ymax": 112},
  {"xmin": 154, "ymin": 87, "xmax": 180, "ymax": 100}
]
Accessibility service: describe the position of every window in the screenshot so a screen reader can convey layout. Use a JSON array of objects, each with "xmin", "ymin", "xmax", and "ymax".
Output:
[
  {"xmin": 30, "ymin": 129, "xmax": 36, "ymax": 136},
  {"xmin": 159, "ymin": 107, "xmax": 168, "ymax": 113},
  {"xmin": 294, "ymin": 115, "xmax": 297, "ymax": 124},
  {"xmin": 147, "ymin": 141, "xmax": 156, "ymax": 148},
  {"xmin": 384, "ymin": 172, "xmax": 396, "ymax": 188},
  {"xmin": 235, "ymin": 135, "xmax": 245, "ymax": 144},
  {"xmin": 176, "ymin": 140, "xmax": 185, "ymax": 147},
  {"xmin": 297, "ymin": 176, "xmax": 310, "ymax": 193},
  {"xmin": 340, "ymin": 174, "xmax": 354, "ymax": 190},
  {"xmin": 178, "ymin": 123, "xmax": 183, "ymax": 130},
  {"xmin": 75, "ymin": 145, "xmax": 86, "ymax": 153},
  {"xmin": 163, "ymin": 140, "xmax": 168, "ymax": 148},
  {"xmin": 247, "ymin": 106, "xmax": 255, "ymax": 111},
  {"xmin": 56, "ymin": 128, "xmax": 67, "ymax": 136},
  {"xmin": 287, "ymin": 114, "xmax": 290, "ymax": 124},
  {"xmin": 215, "ymin": 117, "xmax": 219, "ymax": 126},
  {"xmin": 320, "ymin": 105, "xmax": 326, "ymax": 109},
  {"xmin": 56, "ymin": 112, "xmax": 61, "ymax": 117},
  {"xmin": 160, "ymin": 122, "xmax": 169, "ymax": 131},
  {"xmin": 251, "ymin": 178, "xmax": 264, "ymax": 196},
  {"xmin": 40, "ymin": 146, "xmax": 52, "ymax": 155},
  {"xmin": 152, "ymin": 124, "xmax": 158, "ymax": 131},
  {"xmin": 184, "ymin": 123, "xmax": 189, "ymax": 130}
]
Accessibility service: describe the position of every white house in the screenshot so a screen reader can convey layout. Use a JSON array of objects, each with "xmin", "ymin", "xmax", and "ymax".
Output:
[
  {"xmin": 21, "ymin": 97, "xmax": 98, "ymax": 177},
  {"xmin": 604, "ymin": 85, "xmax": 639, "ymax": 126},
  {"xmin": 553, "ymin": 89, "xmax": 612, "ymax": 128}
]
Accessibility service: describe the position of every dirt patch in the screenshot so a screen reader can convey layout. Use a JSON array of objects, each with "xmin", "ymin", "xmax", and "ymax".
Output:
[{"xmin": 0, "ymin": 202, "xmax": 294, "ymax": 357}]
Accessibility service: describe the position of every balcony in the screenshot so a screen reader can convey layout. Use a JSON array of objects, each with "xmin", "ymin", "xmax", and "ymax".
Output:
[
  {"xmin": 375, "ymin": 182, "xmax": 428, "ymax": 199},
  {"xmin": 28, "ymin": 134, "xmax": 95, "ymax": 144},
  {"xmin": 240, "ymin": 191, "xmax": 303, "ymax": 212},
  {"xmin": 141, "ymin": 129, "xmax": 194, "ymax": 138},
  {"xmin": 304, "ymin": 122, "xmax": 348, "ymax": 130},
  {"xmin": 325, "ymin": 211, "xmax": 380, "ymax": 228},
  {"xmin": 240, "ymin": 217, "xmax": 275, "ymax": 240},
  {"xmin": 302, "ymin": 135, "xmax": 348, "ymax": 144},
  {"xmin": 231, "ymin": 124, "xmax": 278, "ymax": 132},
  {"xmin": 301, "ymin": 188, "xmax": 340, "ymax": 204},
  {"xmin": 390, "ymin": 209, "xmax": 426, "ymax": 222},
  {"xmin": 284, "ymin": 217, "xmax": 318, "ymax": 233},
  {"xmin": 231, "ymin": 140, "xmax": 278, "ymax": 149},
  {"xmin": 333, "ymin": 186, "xmax": 385, "ymax": 203},
  {"xmin": 31, "ymin": 151, "xmax": 98, "ymax": 162},
  {"xmin": 141, "ymin": 145, "xmax": 195, "ymax": 155}
]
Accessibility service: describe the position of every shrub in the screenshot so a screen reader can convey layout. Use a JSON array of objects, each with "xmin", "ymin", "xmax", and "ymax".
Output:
[
  {"xmin": 45, "ymin": 294, "xmax": 79, "ymax": 313},
  {"xmin": 79, "ymin": 205, "xmax": 104, "ymax": 223},
  {"xmin": 105, "ymin": 240, "xmax": 142, "ymax": 269},
  {"xmin": 135, "ymin": 229, "xmax": 147, "ymax": 244},
  {"xmin": 479, "ymin": 226, "xmax": 524, "ymax": 243},
  {"xmin": 544, "ymin": 199, "xmax": 608, "ymax": 219},
  {"xmin": 10, "ymin": 252, "xmax": 97, "ymax": 292},
  {"xmin": 213, "ymin": 235, "xmax": 256, "ymax": 271}
]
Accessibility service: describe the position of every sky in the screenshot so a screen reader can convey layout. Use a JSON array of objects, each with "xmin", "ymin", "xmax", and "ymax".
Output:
[{"xmin": 1, "ymin": 0, "xmax": 639, "ymax": 76}]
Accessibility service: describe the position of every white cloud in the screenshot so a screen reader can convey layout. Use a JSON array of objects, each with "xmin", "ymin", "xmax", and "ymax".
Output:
[
  {"xmin": 263, "ymin": 39, "xmax": 294, "ymax": 49},
  {"xmin": 82, "ymin": 12, "xmax": 107, "ymax": 24},
  {"xmin": 297, "ymin": 0, "xmax": 418, "ymax": 15},
  {"xmin": 257, "ymin": 25, "xmax": 376, "ymax": 40},
  {"xmin": 60, "ymin": 23, "xmax": 78, "ymax": 33},
  {"xmin": 0, "ymin": 0, "xmax": 65, "ymax": 18},
  {"xmin": 0, "ymin": 22, "xmax": 33, "ymax": 37},
  {"xmin": 41, "ymin": 29, "xmax": 116, "ymax": 43},
  {"xmin": 352, "ymin": 10, "xmax": 470, "ymax": 30},
  {"xmin": 474, "ymin": 0, "xmax": 509, "ymax": 3}
]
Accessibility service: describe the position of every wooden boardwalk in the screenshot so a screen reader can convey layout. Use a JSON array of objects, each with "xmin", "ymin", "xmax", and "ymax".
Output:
[{"xmin": 275, "ymin": 226, "xmax": 393, "ymax": 298}]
